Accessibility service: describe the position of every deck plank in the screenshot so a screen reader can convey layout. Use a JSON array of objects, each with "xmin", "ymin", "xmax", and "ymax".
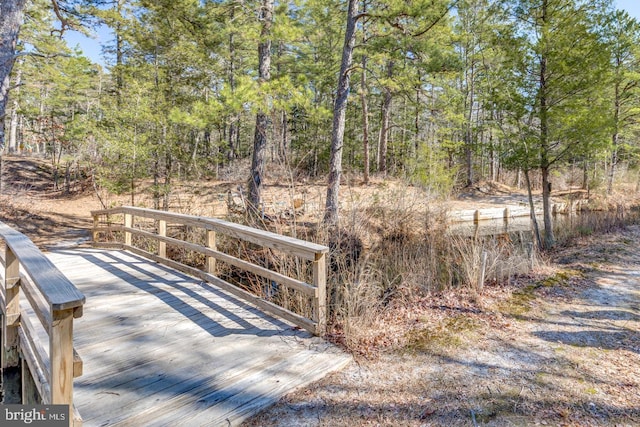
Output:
[{"xmin": 46, "ymin": 248, "xmax": 351, "ymax": 427}]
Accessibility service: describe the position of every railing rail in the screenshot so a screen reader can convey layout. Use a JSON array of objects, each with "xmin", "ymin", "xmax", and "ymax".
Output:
[
  {"xmin": 0, "ymin": 222, "xmax": 85, "ymax": 426},
  {"xmin": 91, "ymin": 206, "xmax": 328, "ymax": 335}
]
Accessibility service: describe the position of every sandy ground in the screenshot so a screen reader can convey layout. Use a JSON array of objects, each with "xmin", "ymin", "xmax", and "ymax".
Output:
[{"xmin": 243, "ymin": 228, "xmax": 640, "ymax": 426}]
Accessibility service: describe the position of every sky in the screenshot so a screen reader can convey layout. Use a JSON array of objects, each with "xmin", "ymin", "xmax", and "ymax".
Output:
[
  {"xmin": 64, "ymin": 25, "xmax": 112, "ymax": 67},
  {"xmin": 65, "ymin": 1, "xmax": 640, "ymax": 68},
  {"xmin": 617, "ymin": 0, "xmax": 640, "ymax": 21}
]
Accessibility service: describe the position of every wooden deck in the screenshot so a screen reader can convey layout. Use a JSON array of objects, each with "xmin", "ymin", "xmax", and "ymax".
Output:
[{"xmin": 46, "ymin": 247, "xmax": 351, "ymax": 427}]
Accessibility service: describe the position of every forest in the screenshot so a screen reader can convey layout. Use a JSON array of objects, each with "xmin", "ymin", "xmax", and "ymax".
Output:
[{"xmin": 2, "ymin": 0, "xmax": 639, "ymax": 247}]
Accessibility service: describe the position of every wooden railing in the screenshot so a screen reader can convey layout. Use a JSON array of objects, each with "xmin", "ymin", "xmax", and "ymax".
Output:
[
  {"xmin": 91, "ymin": 207, "xmax": 329, "ymax": 335},
  {"xmin": 448, "ymin": 203, "xmax": 577, "ymax": 224},
  {"xmin": 0, "ymin": 222, "xmax": 85, "ymax": 426}
]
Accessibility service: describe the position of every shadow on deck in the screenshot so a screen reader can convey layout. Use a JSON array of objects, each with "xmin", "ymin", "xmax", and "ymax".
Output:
[{"xmin": 48, "ymin": 248, "xmax": 351, "ymax": 427}]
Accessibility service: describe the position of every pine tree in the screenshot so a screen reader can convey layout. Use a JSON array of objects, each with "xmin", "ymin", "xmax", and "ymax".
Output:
[
  {"xmin": 0, "ymin": 0, "xmax": 28, "ymax": 150},
  {"xmin": 499, "ymin": 0, "xmax": 612, "ymax": 248},
  {"xmin": 248, "ymin": 0, "xmax": 274, "ymax": 213},
  {"xmin": 325, "ymin": 0, "xmax": 358, "ymax": 225},
  {"xmin": 603, "ymin": 10, "xmax": 640, "ymax": 193}
]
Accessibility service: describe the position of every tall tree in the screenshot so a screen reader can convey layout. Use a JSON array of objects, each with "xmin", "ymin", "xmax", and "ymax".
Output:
[
  {"xmin": 7, "ymin": 64, "xmax": 22, "ymax": 153},
  {"xmin": 377, "ymin": 59, "xmax": 393, "ymax": 174},
  {"xmin": 500, "ymin": 0, "xmax": 612, "ymax": 248},
  {"xmin": 604, "ymin": 10, "xmax": 640, "ymax": 193},
  {"xmin": 360, "ymin": 1, "xmax": 371, "ymax": 184},
  {"xmin": 363, "ymin": 0, "xmax": 455, "ymax": 177},
  {"xmin": 325, "ymin": 0, "xmax": 358, "ymax": 225},
  {"xmin": 0, "ymin": 0, "xmax": 27, "ymax": 150},
  {"xmin": 455, "ymin": 0, "xmax": 494, "ymax": 186},
  {"xmin": 225, "ymin": 2, "xmax": 241, "ymax": 160},
  {"xmin": 248, "ymin": 0, "xmax": 274, "ymax": 212},
  {"xmin": 2, "ymin": 0, "xmax": 88, "ymax": 152}
]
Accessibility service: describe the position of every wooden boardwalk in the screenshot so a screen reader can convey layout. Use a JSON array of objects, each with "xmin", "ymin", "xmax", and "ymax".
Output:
[{"xmin": 46, "ymin": 247, "xmax": 351, "ymax": 427}]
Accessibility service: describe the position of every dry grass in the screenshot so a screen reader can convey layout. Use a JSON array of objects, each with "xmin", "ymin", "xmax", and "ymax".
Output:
[
  {"xmin": 85, "ymin": 162, "xmax": 640, "ymax": 358},
  {"xmin": 319, "ymin": 198, "xmax": 540, "ymax": 354},
  {"xmin": 244, "ymin": 227, "xmax": 640, "ymax": 427}
]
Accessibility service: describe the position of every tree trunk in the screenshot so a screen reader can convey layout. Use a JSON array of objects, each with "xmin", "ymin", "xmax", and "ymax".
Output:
[
  {"xmin": 249, "ymin": 111, "xmax": 268, "ymax": 211},
  {"xmin": 276, "ymin": 41, "xmax": 288, "ymax": 163},
  {"xmin": 0, "ymin": 0, "xmax": 27, "ymax": 149},
  {"xmin": 524, "ymin": 169, "xmax": 543, "ymax": 251},
  {"xmin": 360, "ymin": 54, "xmax": 370, "ymax": 184},
  {"xmin": 248, "ymin": 0, "xmax": 274, "ymax": 212},
  {"xmin": 464, "ymin": 61, "xmax": 475, "ymax": 187},
  {"xmin": 163, "ymin": 146, "xmax": 172, "ymax": 210},
  {"xmin": 608, "ymin": 81, "xmax": 620, "ymax": 194},
  {"xmin": 64, "ymin": 161, "xmax": 71, "ymax": 194},
  {"xmin": 377, "ymin": 60, "xmax": 393, "ymax": 174},
  {"xmin": 492, "ymin": 117, "xmax": 499, "ymax": 182},
  {"xmin": 115, "ymin": 0, "xmax": 124, "ymax": 105},
  {"xmin": 8, "ymin": 89, "xmax": 19, "ymax": 152},
  {"xmin": 131, "ymin": 124, "xmax": 138, "ymax": 205},
  {"xmin": 360, "ymin": 1, "xmax": 369, "ymax": 184},
  {"xmin": 227, "ymin": 5, "xmax": 239, "ymax": 161},
  {"xmin": 464, "ymin": 133, "xmax": 473, "ymax": 186},
  {"xmin": 280, "ymin": 110, "xmax": 289, "ymax": 162},
  {"xmin": 541, "ymin": 164, "xmax": 554, "ymax": 248},
  {"xmin": 325, "ymin": 0, "xmax": 358, "ymax": 225},
  {"xmin": 582, "ymin": 159, "xmax": 590, "ymax": 194},
  {"xmin": 153, "ymin": 152, "xmax": 160, "ymax": 210},
  {"xmin": 8, "ymin": 63, "xmax": 21, "ymax": 152},
  {"xmin": 539, "ymin": 0, "xmax": 554, "ymax": 249}
]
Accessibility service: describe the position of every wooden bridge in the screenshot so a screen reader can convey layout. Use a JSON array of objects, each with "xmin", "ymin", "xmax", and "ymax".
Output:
[{"xmin": 0, "ymin": 208, "xmax": 351, "ymax": 426}]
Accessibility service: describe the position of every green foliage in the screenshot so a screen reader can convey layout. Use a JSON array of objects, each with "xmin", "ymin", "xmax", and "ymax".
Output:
[
  {"xmin": 3, "ymin": 0, "xmax": 639, "ymax": 213},
  {"xmin": 13, "ymin": 1, "xmax": 100, "ymax": 160},
  {"xmin": 410, "ymin": 142, "xmax": 458, "ymax": 197},
  {"xmin": 496, "ymin": 0, "xmax": 614, "ymax": 169}
]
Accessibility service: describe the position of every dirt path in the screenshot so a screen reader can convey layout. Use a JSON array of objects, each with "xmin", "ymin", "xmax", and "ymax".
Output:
[{"xmin": 243, "ymin": 228, "xmax": 640, "ymax": 427}]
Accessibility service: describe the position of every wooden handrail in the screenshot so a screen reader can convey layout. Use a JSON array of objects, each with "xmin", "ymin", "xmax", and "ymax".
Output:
[
  {"xmin": 0, "ymin": 222, "xmax": 85, "ymax": 426},
  {"xmin": 0, "ymin": 225, "xmax": 85, "ymax": 311},
  {"xmin": 91, "ymin": 206, "xmax": 329, "ymax": 335}
]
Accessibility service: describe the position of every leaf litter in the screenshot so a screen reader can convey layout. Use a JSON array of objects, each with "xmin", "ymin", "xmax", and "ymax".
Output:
[{"xmin": 243, "ymin": 227, "xmax": 640, "ymax": 427}]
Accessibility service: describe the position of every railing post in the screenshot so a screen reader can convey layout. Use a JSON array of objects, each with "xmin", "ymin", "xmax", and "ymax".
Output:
[
  {"xmin": 158, "ymin": 219, "xmax": 167, "ymax": 258},
  {"xmin": 92, "ymin": 214, "xmax": 99, "ymax": 243},
  {"xmin": 503, "ymin": 207, "xmax": 510, "ymax": 234},
  {"xmin": 2, "ymin": 244, "xmax": 22, "ymax": 403},
  {"xmin": 312, "ymin": 252, "xmax": 327, "ymax": 336},
  {"xmin": 124, "ymin": 212, "xmax": 133, "ymax": 246},
  {"xmin": 50, "ymin": 308, "xmax": 74, "ymax": 422},
  {"xmin": 206, "ymin": 229, "xmax": 216, "ymax": 274}
]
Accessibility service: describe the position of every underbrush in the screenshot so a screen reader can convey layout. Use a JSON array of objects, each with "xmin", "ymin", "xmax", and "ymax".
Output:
[
  {"xmin": 110, "ymin": 182, "xmax": 640, "ymax": 356},
  {"xmin": 554, "ymin": 205, "xmax": 640, "ymax": 245},
  {"xmin": 211, "ymin": 192, "xmax": 538, "ymax": 352},
  {"xmin": 295, "ymin": 200, "xmax": 638, "ymax": 354},
  {"xmin": 320, "ymin": 203, "xmax": 535, "ymax": 352}
]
